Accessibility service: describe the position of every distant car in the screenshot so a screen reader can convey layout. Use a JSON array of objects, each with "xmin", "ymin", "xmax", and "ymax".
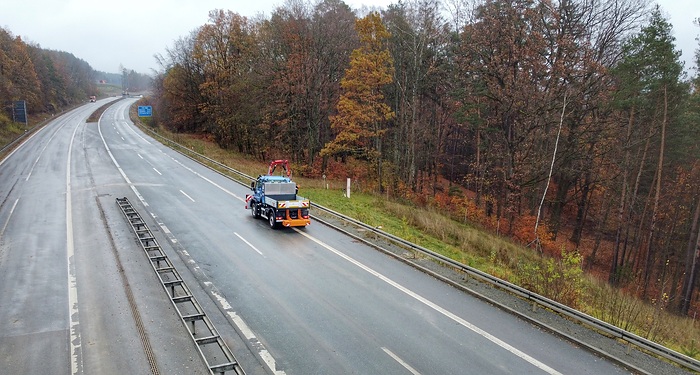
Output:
[{"xmin": 89, "ymin": 95, "xmax": 96, "ymax": 102}]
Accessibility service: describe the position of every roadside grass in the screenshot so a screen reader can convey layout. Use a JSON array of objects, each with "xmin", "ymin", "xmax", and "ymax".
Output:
[
  {"xmin": 132, "ymin": 119, "xmax": 700, "ymax": 361},
  {"xmin": 0, "ymin": 113, "xmax": 36, "ymax": 160},
  {"xmin": 0, "ymin": 119, "xmax": 24, "ymax": 147}
]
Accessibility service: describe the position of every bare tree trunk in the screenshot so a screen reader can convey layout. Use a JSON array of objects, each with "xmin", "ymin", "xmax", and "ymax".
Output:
[
  {"xmin": 610, "ymin": 108, "xmax": 633, "ymax": 284},
  {"xmin": 680, "ymin": 190, "xmax": 700, "ymax": 314},
  {"xmin": 587, "ymin": 190, "xmax": 612, "ymax": 270},
  {"xmin": 631, "ymin": 178, "xmax": 654, "ymax": 274},
  {"xmin": 475, "ymin": 105, "xmax": 482, "ymax": 205},
  {"xmin": 571, "ymin": 171, "xmax": 592, "ymax": 246},
  {"xmin": 535, "ymin": 93, "xmax": 567, "ymax": 248},
  {"xmin": 643, "ymin": 85, "xmax": 668, "ymax": 296}
]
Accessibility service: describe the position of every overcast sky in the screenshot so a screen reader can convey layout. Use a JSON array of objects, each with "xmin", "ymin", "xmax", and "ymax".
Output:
[{"xmin": 2, "ymin": 0, "xmax": 698, "ymax": 76}]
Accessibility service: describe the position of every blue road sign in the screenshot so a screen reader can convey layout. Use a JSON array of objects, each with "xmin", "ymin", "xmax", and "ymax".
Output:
[
  {"xmin": 138, "ymin": 106, "xmax": 152, "ymax": 117},
  {"xmin": 13, "ymin": 101, "xmax": 27, "ymax": 124}
]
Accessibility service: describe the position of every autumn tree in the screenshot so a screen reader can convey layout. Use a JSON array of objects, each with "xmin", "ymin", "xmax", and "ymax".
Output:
[
  {"xmin": 26, "ymin": 44, "xmax": 67, "ymax": 112},
  {"xmin": 145, "ymin": 0, "xmax": 700, "ymax": 317},
  {"xmin": 257, "ymin": 0, "xmax": 357, "ymax": 165},
  {"xmin": 308, "ymin": 0, "xmax": 359, "ymax": 166},
  {"xmin": 193, "ymin": 10, "xmax": 261, "ymax": 152},
  {"xmin": 260, "ymin": 1, "xmax": 314, "ymax": 162},
  {"xmin": 0, "ymin": 29, "xmax": 41, "ymax": 113},
  {"xmin": 457, "ymin": 0, "xmax": 557, "ymax": 232},
  {"xmin": 154, "ymin": 31, "xmax": 208, "ymax": 133},
  {"xmin": 47, "ymin": 50, "xmax": 96, "ymax": 102},
  {"xmin": 384, "ymin": 0, "xmax": 455, "ymax": 194},
  {"xmin": 321, "ymin": 11, "xmax": 395, "ymax": 191},
  {"xmin": 0, "ymin": 27, "xmax": 97, "ymax": 118}
]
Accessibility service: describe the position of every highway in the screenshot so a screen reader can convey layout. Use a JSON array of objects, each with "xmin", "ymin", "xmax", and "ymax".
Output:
[{"xmin": 0, "ymin": 99, "xmax": 650, "ymax": 374}]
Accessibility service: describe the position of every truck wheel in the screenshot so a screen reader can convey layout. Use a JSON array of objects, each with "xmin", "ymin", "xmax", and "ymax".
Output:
[
  {"xmin": 251, "ymin": 202, "xmax": 259, "ymax": 219},
  {"xmin": 268, "ymin": 210, "xmax": 278, "ymax": 229}
]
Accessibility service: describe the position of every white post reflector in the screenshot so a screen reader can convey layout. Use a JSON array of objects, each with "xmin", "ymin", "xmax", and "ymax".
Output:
[{"xmin": 346, "ymin": 178, "xmax": 351, "ymax": 198}]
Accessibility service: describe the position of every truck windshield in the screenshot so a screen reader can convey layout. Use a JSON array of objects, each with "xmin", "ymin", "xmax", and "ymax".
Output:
[{"xmin": 264, "ymin": 182, "xmax": 296, "ymax": 195}]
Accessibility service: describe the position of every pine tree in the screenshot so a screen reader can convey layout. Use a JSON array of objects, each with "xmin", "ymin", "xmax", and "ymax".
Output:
[{"xmin": 608, "ymin": 6, "xmax": 686, "ymax": 291}]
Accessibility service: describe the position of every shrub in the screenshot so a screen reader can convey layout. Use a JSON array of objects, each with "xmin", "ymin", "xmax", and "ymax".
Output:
[{"xmin": 518, "ymin": 248, "xmax": 584, "ymax": 308}]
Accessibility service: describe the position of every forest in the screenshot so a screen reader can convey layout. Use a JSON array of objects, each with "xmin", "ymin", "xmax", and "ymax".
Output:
[
  {"xmin": 0, "ymin": 27, "xmax": 151, "ymax": 123},
  {"xmin": 0, "ymin": 27, "xmax": 97, "ymax": 117},
  {"xmin": 2, "ymin": 0, "xmax": 700, "ymax": 321},
  {"xmin": 148, "ymin": 0, "xmax": 700, "ymax": 318}
]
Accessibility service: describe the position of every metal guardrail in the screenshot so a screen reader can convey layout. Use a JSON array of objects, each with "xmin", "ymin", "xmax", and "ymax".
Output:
[
  {"xmin": 116, "ymin": 197, "xmax": 245, "ymax": 375},
  {"xmin": 0, "ymin": 130, "xmax": 29, "ymax": 155},
  {"xmin": 310, "ymin": 205, "xmax": 700, "ymax": 373},
  {"xmin": 0, "ymin": 102, "xmax": 92, "ymax": 156},
  {"xmin": 137, "ymin": 125, "xmax": 700, "ymax": 373}
]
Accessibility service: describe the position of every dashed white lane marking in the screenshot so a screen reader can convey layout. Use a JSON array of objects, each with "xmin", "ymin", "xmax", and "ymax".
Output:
[
  {"xmin": 102, "ymin": 115, "xmax": 281, "ymax": 374},
  {"xmin": 0, "ymin": 198, "xmax": 19, "ymax": 239},
  {"xmin": 208, "ymin": 286, "xmax": 286, "ymax": 375},
  {"xmin": 153, "ymin": 168, "xmax": 162, "ymax": 176},
  {"xmin": 166, "ymin": 155, "xmax": 243, "ymax": 202},
  {"xmin": 25, "ymin": 122, "xmax": 65, "ymax": 181},
  {"xmin": 294, "ymin": 229, "xmax": 563, "ymax": 375},
  {"xmin": 66, "ymin": 123, "xmax": 83, "ymax": 375},
  {"xmin": 382, "ymin": 347, "xmax": 421, "ymax": 375},
  {"xmin": 234, "ymin": 232, "xmax": 264, "ymax": 256},
  {"xmin": 180, "ymin": 190, "xmax": 195, "ymax": 202}
]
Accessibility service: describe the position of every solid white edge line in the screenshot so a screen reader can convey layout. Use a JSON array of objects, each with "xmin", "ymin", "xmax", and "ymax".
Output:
[
  {"xmin": 382, "ymin": 347, "xmax": 422, "ymax": 375},
  {"xmin": 294, "ymin": 229, "xmax": 563, "ymax": 375},
  {"xmin": 123, "ymin": 121, "xmax": 152, "ymax": 144},
  {"xmin": 66, "ymin": 123, "xmax": 82, "ymax": 375},
  {"xmin": 234, "ymin": 232, "xmax": 264, "ymax": 256},
  {"xmin": 98, "ymin": 115, "xmax": 149, "ymax": 207}
]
